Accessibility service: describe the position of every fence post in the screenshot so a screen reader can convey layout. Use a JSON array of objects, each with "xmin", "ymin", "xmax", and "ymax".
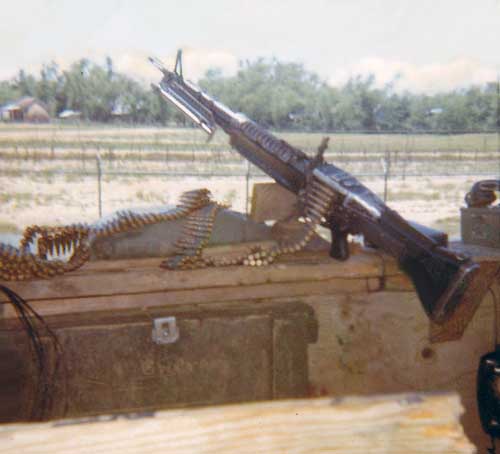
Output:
[
  {"xmin": 402, "ymin": 133, "xmax": 408, "ymax": 182},
  {"xmin": 96, "ymin": 154, "xmax": 103, "ymax": 218},
  {"xmin": 382, "ymin": 150, "xmax": 391, "ymax": 202},
  {"xmin": 245, "ymin": 160, "xmax": 251, "ymax": 216}
]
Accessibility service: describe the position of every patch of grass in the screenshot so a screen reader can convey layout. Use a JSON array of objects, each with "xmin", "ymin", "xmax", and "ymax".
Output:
[
  {"xmin": 431, "ymin": 216, "xmax": 460, "ymax": 236},
  {"xmin": 38, "ymin": 169, "xmax": 56, "ymax": 183},
  {"xmin": 433, "ymin": 182, "xmax": 458, "ymax": 191},
  {"xmin": 427, "ymin": 191, "xmax": 441, "ymax": 201},
  {"xmin": 0, "ymin": 193, "xmax": 11, "ymax": 204},
  {"xmin": 34, "ymin": 193, "xmax": 61, "ymax": 205},
  {"xmin": 0, "ymin": 169, "xmax": 22, "ymax": 177},
  {"xmin": 64, "ymin": 173, "xmax": 83, "ymax": 183},
  {"xmin": 386, "ymin": 190, "xmax": 415, "ymax": 201},
  {"xmin": 135, "ymin": 190, "xmax": 167, "ymax": 204},
  {"xmin": 0, "ymin": 192, "xmax": 34, "ymax": 205},
  {"xmin": 0, "ymin": 221, "xmax": 20, "ymax": 234},
  {"xmin": 387, "ymin": 190, "xmax": 441, "ymax": 201},
  {"xmin": 223, "ymin": 189, "xmax": 237, "ymax": 206}
]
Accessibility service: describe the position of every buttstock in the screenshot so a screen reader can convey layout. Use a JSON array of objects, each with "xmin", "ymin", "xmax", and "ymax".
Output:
[
  {"xmin": 358, "ymin": 209, "xmax": 479, "ymax": 324},
  {"xmin": 400, "ymin": 250, "xmax": 479, "ymax": 323}
]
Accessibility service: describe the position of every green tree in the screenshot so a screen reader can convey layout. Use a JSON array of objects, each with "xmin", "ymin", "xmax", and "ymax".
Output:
[
  {"xmin": 0, "ymin": 55, "xmax": 497, "ymax": 130},
  {"xmin": 0, "ymin": 81, "xmax": 20, "ymax": 105},
  {"xmin": 14, "ymin": 69, "xmax": 36, "ymax": 97}
]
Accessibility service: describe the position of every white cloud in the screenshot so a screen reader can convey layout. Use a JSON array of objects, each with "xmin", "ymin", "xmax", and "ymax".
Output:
[
  {"xmin": 329, "ymin": 57, "xmax": 498, "ymax": 93},
  {"xmin": 101, "ymin": 52, "xmax": 500, "ymax": 93},
  {"xmin": 119, "ymin": 48, "xmax": 239, "ymax": 84},
  {"xmin": 159, "ymin": 48, "xmax": 239, "ymax": 81},
  {"xmin": 2, "ymin": 46, "xmax": 498, "ymax": 96},
  {"xmin": 0, "ymin": 47, "xmax": 240, "ymax": 86},
  {"xmin": 104, "ymin": 47, "xmax": 240, "ymax": 85}
]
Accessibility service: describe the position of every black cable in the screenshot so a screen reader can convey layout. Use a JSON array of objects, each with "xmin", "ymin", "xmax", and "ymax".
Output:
[
  {"xmin": 489, "ymin": 436, "xmax": 497, "ymax": 454},
  {"xmin": 0, "ymin": 284, "xmax": 62, "ymax": 420},
  {"xmin": 491, "ymin": 287, "xmax": 499, "ymax": 348}
]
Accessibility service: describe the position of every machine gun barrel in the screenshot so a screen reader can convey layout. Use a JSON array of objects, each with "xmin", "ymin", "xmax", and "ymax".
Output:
[{"xmin": 151, "ymin": 51, "xmax": 480, "ymax": 325}]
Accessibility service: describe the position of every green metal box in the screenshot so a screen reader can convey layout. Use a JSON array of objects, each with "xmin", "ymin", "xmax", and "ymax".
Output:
[
  {"xmin": 0, "ymin": 301, "xmax": 317, "ymax": 423},
  {"xmin": 461, "ymin": 207, "xmax": 500, "ymax": 249}
]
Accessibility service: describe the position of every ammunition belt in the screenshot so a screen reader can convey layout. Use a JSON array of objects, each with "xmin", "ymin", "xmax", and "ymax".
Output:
[
  {"xmin": 164, "ymin": 176, "xmax": 334, "ymax": 270},
  {"xmin": 0, "ymin": 189, "xmax": 213, "ymax": 281},
  {"xmin": 1, "ymin": 179, "xmax": 334, "ymax": 279}
]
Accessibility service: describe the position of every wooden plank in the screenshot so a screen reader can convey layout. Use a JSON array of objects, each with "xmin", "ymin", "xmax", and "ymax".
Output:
[
  {"xmin": 0, "ymin": 277, "xmax": 369, "ymax": 320},
  {"xmin": 0, "ymin": 393, "xmax": 473, "ymax": 454},
  {"xmin": 305, "ymin": 289, "xmax": 496, "ymax": 451},
  {"xmin": 0, "ymin": 250, "xmax": 383, "ymax": 305},
  {"xmin": 1, "ymin": 237, "xmax": 496, "ymax": 307},
  {"xmin": 250, "ymin": 182, "xmax": 297, "ymax": 222},
  {"xmin": 384, "ymin": 274, "xmax": 414, "ymax": 291},
  {"xmin": 74, "ymin": 242, "xmax": 325, "ymax": 273}
]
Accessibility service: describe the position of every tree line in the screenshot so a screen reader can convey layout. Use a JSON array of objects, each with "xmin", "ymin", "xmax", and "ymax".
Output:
[{"xmin": 0, "ymin": 57, "xmax": 498, "ymax": 132}]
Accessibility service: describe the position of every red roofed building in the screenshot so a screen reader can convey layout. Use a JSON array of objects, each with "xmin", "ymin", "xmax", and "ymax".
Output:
[{"xmin": 0, "ymin": 97, "xmax": 51, "ymax": 123}]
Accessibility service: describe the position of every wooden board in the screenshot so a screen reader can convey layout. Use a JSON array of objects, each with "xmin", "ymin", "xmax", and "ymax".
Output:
[
  {"xmin": 0, "ymin": 393, "xmax": 473, "ymax": 454},
  {"xmin": 250, "ymin": 182, "xmax": 297, "ymax": 222},
  {"xmin": 303, "ymin": 284, "xmax": 500, "ymax": 451},
  {"xmin": 1, "ymin": 242, "xmax": 499, "ymax": 451},
  {"xmin": 0, "ymin": 277, "xmax": 369, "ymax": 320},
  {"xmin": 0, "ymin": 249, "xmax": 383, "ymax": 319}
]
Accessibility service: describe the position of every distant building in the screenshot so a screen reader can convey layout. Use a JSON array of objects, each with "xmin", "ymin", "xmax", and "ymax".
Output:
[
  {"xmin": 111, "ymin": 101, "xmax": 132, "ymax": 121},
  {"xmin": 0, "ymin": 97, "xmax": 50, "ymax": 123},
  {"xmin": 58, "ymin": 109, "xmax": 81, "ymax": 120},
  {"xmin": 428, "ymin": 107, "xmax": 444, "ymax": 116}
]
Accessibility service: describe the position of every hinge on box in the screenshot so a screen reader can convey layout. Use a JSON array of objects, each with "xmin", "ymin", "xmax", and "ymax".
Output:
[{"xmin": 152, "ymin": 316, "xmax": 179, "ymax": 345}]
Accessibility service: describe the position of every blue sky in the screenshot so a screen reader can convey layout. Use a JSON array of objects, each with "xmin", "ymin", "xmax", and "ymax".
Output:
[{"xmin": 1, "ymin": 0, "xmax": 499, "ymax": 92}]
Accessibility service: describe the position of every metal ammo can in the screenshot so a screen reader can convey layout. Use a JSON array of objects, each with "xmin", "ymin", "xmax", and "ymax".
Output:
[{"xmin": 461, "ymin": 180, "xmax": 500, "ymax": 248}]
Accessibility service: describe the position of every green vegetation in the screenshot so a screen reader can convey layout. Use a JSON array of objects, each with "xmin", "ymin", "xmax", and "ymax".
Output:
[
  {"xmin": 432, "ymin": 216, "xmax": 461, "ymax": 236},
  {"xmin": 0, "ymin": 57, "xmax": 498, "ymax": 132},
  {"xmin": 223, "ymin": 189, "xmax": 238, "ymax": 206},
  {"xmin": 0, "ymin": 221, "xmax": 20, "ymax": 234},
  {"xmin": 0, "ymin": 60, "xmax": 170, "ymax": 124},
  {"xmin": 135, "ymin": 189, "xmax": 167, "ymax": 204},
  {"xmin": 0, "ymin": 125, "xmax": 496, "ymax": 180},
  {"xmin": 387, "ymin": 190, "xmax": 441, "ymax": 202},
  {"xmin": 0, "ymin": 192, "xmax": 33, "ymax": 204},
  {"xmin": 0, "ymin": 129, "xmax": 497, "ymax": 159}
]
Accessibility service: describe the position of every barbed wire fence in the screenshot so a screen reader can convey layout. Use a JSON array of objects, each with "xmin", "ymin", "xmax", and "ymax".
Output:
[
  {"xmin": 0, "ymin": 127, "xmax": 498, "ymax": 235},
  {"xmin": 41, "ymin": 152, "xmax": 500, "ymax": 218}
]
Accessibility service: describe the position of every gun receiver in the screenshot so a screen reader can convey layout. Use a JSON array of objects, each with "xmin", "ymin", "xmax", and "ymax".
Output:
[{"xmin": 151, "ymin": 50, "xmax": 479, "ymax": 325}]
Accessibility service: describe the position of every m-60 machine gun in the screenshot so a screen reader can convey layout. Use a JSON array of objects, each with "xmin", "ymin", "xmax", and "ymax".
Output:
[{"xmin": 151, "ymin": 50, "xmax": 479, "ymax": 325}]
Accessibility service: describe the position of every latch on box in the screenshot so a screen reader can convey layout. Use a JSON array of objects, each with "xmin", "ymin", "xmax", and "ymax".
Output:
[{"xmin": 152, "ymin": 316, "xmax": 180, "ymax": 344}]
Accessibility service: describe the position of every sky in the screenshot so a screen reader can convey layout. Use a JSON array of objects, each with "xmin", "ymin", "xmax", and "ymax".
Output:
[{"xmin": 1, "ymin": 0, "xmax": 499, "ymax": 93}]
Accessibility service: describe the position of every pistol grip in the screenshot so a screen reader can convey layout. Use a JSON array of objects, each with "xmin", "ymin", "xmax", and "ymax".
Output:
[{"xmin": 329, "ymin": 227, "xmax": 349, "ymax": 261}]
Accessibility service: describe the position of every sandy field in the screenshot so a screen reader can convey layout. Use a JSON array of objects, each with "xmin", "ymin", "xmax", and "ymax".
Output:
[
  {"xmin": 0, "ymin": 173, "xmax": 481, "ymax": 241},
  {"xmin": 0, "ymin": 124, "xmax": 497, "ymax": 243}
]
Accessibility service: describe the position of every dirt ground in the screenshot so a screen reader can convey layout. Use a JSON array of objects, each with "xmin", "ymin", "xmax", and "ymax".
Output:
[
  {"xmin": 0, "ymin": 173, "xmax": 480, "ymax": 242},
  {"xmin": 0, "ymin": 124, "xmax": 494, "ymax": 242}
]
